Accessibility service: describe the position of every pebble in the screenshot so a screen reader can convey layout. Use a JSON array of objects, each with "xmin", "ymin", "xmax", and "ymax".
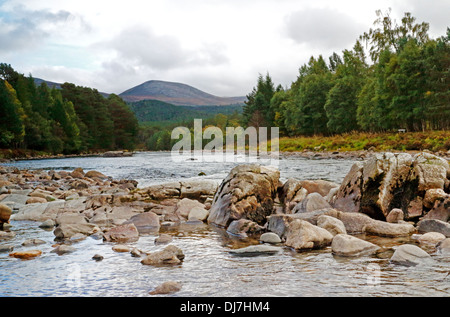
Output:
[
  {"xmin": 259, "ymin": 232, "xmax": 281, "ymax": 244},
  {"xmin": 131, "ymin": 248, "xmax": 142, "ymax": 257},
  {"xmin": 39, "ymin": 219, "xmax": 55, "ymax": 229},
  {"xmin": 418, "ymin": 232, "xmax": 446, "ymax": 247},
  {"xmin": 229, "ymin": 245, "xmax": 281, "ymax": 257},
  {"xmin": 0, "ymin": 231, "xmax": 15, "ymax": 239},
  {"xmin": 22, "ymin": 238, "xmax": 46, "ymax": 246},
  {"xmin": 92, "ymin": 254, "xmax": 104, "ymax": 261},
  {"xmin": 149, "ymin": 281, "xmax": 182, "ymax": 295},
  {"xmin": 112, "ymin": 245, "xmax": 131, "ymax": 252},
  {"xmin": 52, "ymin": 244, "xmax": 76, "ymax": 255},
  {"xmin": 9, "ymin": 250, "xmax": 42, "ymax": 259},
  {"xmin": 154, "ymin": 234, "xmax": 173, "ymax": 245},
  {"xmin": 0, "ymin": 245, "xmax": 14, "ymax": 253}
]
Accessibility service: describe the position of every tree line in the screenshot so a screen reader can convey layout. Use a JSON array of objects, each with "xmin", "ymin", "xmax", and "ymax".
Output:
[
  {"xmin": 242, "ymin": 10, "xmax": 450, "ymax": 136},
  {"xmin": 138, "ymin": 111, "xmax": 242, "ymax": 151},
  {"xmin": 0, "ymin": 64, "xmax": 139, "ymax": 154}
]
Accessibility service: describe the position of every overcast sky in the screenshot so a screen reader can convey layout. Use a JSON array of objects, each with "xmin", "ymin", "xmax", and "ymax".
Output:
[{"xmin": 0, "ymin": 0, "xmax": 448, "ymax": 97}]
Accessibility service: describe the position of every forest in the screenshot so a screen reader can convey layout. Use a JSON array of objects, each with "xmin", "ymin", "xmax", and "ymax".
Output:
[
  {"xmin": 0, "ymin": 63, "xmax": 139, "ymax": 156},
  {"xmin": 242, "ymin": 10, "xmax": 449, "ymax": 136}
]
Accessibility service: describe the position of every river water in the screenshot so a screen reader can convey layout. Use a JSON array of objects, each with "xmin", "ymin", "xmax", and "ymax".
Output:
[{"xmin": 1, "ymin": 152, "xmax": 449, "ymax": 297}]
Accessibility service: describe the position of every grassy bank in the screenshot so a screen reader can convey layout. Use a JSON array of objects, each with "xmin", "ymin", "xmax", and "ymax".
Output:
[{"xmin": 279, "ymin": 131, "xmax": 450, "ymax": 153}]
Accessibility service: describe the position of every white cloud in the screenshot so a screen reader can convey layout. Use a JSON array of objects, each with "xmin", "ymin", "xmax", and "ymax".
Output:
[{"xmin": 284, "ymin": 7, "xmax": 365, "ymax": 50}]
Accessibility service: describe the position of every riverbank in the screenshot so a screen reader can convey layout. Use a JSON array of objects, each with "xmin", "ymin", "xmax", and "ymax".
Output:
[
  {"xmin": 0, "ymin": 149, "xmax": 134, "ymax": 162},
  {"xmin": 278, "ymin": 130, "xmax": 450, "ymax": 154},
  {"xmin": 2, "ymin": 130, "xmax": 450, "ymax": 162}
]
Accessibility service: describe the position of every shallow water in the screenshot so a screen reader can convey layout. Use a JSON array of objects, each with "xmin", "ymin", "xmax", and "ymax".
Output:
[{"xmin": 1, "ymin": 152, "xmax": 449, "ymax": 297}]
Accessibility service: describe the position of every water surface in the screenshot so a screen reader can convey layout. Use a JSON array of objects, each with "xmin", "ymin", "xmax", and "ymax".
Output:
[{"xmin": 1, "ymin": 152, "xmax": 449, "ymax": 297}]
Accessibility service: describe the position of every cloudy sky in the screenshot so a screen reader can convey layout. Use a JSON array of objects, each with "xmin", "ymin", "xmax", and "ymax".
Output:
[{"xmin": 0, "ymin": 0, "xmax": 448, "ymax": 97}]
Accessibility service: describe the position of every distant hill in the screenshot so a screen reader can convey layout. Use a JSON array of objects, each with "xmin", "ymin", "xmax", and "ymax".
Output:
[
  {"xmin": 33, "ymin": 78, "xmax": 110, "ymax": 98},
  {"xmin": 119, "ymin": 80, "xmax": 247, "ymax": 106},
  {"xmin": 33, "ymin": 78, "xmax": 62, "ymax": 90},
  {"xmin": 129, "ymin": 99, "xmax": 243, "ymax": 123}
]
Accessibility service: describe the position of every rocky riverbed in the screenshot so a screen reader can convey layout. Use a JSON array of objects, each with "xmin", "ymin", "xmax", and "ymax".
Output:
[{"xmin": 0, "ymin": 151, "xmax": 449, "ymax": 296}]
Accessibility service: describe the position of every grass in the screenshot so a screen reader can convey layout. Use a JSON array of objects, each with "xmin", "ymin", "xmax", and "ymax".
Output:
[{"xmin": 278, "ymin": 131, "xmax": 450, "ymax": 153}]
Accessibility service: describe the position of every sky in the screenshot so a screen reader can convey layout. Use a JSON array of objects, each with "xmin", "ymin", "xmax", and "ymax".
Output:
[{"xmin": 0, "ymin": 0, "xmax": 448, "ymax": 97}]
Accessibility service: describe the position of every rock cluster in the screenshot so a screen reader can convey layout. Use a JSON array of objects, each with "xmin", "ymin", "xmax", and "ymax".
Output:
[
  {"xmin": 204, "ymin": 151, "xmax": 449, "ymax": 264},
  {"xmin": 1, "ymin": 151, "xmax": 449, "ymax": 274}
]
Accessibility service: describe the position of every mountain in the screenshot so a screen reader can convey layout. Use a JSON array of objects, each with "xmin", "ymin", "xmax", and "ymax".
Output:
[
  {"xmin": 34, "ymin": 78, "xmax": 62, "ymax": 90},
  {"xmin": 33, "ymin": 78, "xmax": 111, "ymax": 98},
  {"xmin": 119, "ymin": 80, "xmax": 247, "ymax": 106}
]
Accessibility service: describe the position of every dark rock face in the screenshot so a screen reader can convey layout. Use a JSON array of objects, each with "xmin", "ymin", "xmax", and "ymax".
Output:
[{"xmin": 331, "ymin": 152, "xmax": 450, "ymax": 221}]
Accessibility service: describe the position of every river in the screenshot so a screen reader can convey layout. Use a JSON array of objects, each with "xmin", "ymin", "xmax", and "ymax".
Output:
[{"xmin": 0, "ymin": 152, "xmax": 449, "ymax": 297}]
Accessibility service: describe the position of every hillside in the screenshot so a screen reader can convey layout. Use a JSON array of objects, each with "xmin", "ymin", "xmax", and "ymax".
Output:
[
  {"xmin": 119, "ymin": 80, "xmax": 247, "ymax": 106},
  {"xmin": 33, "ymin": 78, "xmax": 111, "ymax": 98},
  {"xmin": 129, "ymin": 99, "xmax": 243, "ymax": 123}
]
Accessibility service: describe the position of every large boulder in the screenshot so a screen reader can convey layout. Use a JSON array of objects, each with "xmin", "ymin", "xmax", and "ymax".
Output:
[
  {"xmin": 226, "ymin": 219, "xmax": 264, "ymax": 238},
  {"xmin": 331, "ymin": 152, "xmax": 450, "ymax": 221},
  {"xmin": 175, "ymin": 198, "xmax": 205, "ymax": 219},
  {"xmin": 284, "ymin": 219, "xmax": 333, "ymax": 251},
  {"xmin": 324, "ymin": 209, "xmax": 415, "ymax": 237},
  {"xmin": 179, "ymin": 180, "xmax": 219, "ymax": 202},
  {"xmin": 317, "ymin": 215, "xmax": 347, "ymax": 236},
  {"xmin": 207, "ymin": 164, "xmax": 280, "ymax": 228},
  {"xmin": 331, "ymin": 234, "xmax": 380, "ymax": 257},
  {"xmin": 103, "ymin": 223, "xmax": 140, "ymax": 243},
  {"xmin": 324, "ymin": 209, "xmax": 374, "ymax": 234},
  {"xmin": 390, "ymin": 244, "xmax": 431, "ymax": 266},
  {"xmin": 123, "ymin": 211, "xmax": 160, "ymax": 233},
  {"xmin": 267, "ymin": 210, "xmax": 335, "ymax": 239},
  {"xmin": 362, "ymin": 219, "xmax": 416, "ymax": 237},
  {"xmin": 55, "ymin": 212, "xmax": 88, "ymax": 226},
  {"xmin": 11, "ymin": 200, "xmax": 66, "ymax": 222},
  {"xmin": 54, "ymin": 223, "xmax": 100, "ymax": 239}
]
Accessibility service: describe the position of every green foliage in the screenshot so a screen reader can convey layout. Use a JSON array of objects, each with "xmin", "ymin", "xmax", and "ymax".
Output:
[
  {"xmin": 0, "ymin": 63, "xmax": 139, "ymax": 155},
  {"xmin": 129, "ymin": 99, "xmax": 243, "ymax": 124},
  {"xmin": 242, "ymin": 10, "xmax": 449, "ymax": 137},
  {"xmin": 242, "ymin": 73, "xmax": 275, "ymax": 128},
  {"xmin": 0, "ymin": 80, "xmax": 25, "ymax": 147}
]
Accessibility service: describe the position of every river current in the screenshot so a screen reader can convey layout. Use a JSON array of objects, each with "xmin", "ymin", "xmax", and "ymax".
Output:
[{"xmin": 1, "ymin": 152, "xmax": 449, "ymax": 297}]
